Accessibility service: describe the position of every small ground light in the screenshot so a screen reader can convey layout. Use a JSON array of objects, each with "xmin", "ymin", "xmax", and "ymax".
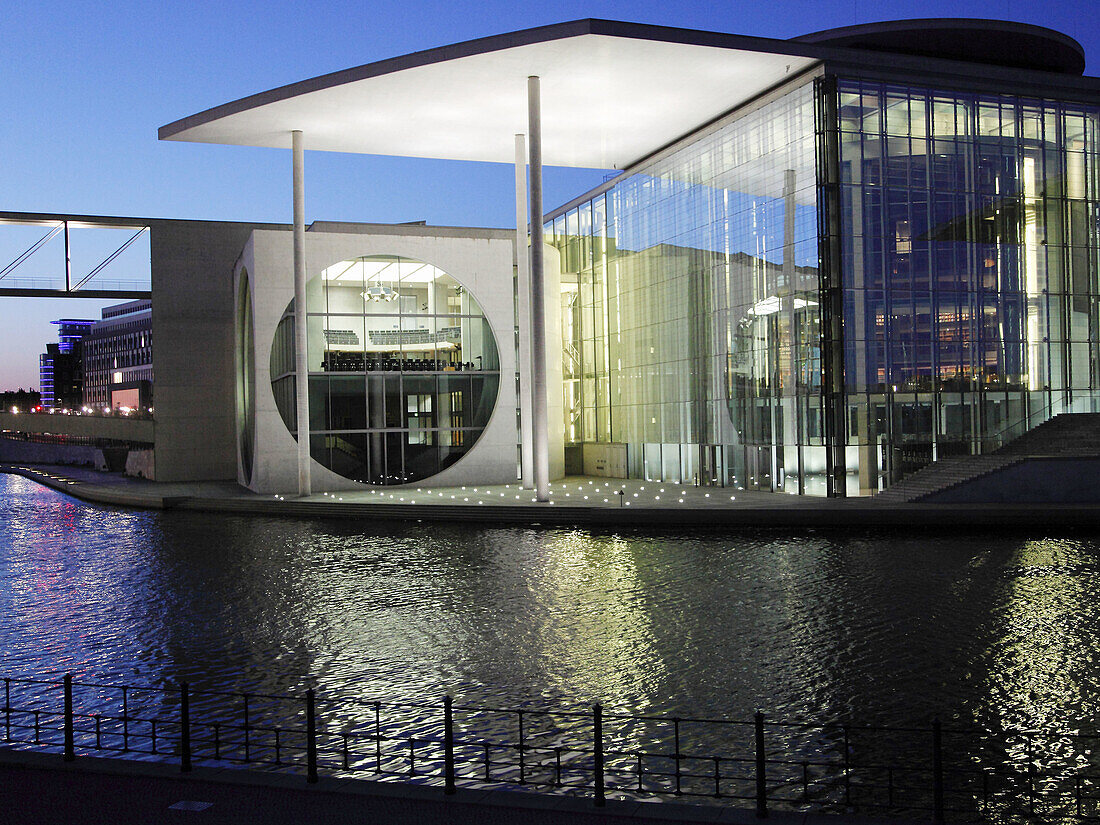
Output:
[{"xmin": 678, "ymin": 498, "xmax": 684, "ymax": 503}]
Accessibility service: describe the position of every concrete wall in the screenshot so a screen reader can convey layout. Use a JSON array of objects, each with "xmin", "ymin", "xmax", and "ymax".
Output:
[
  {"xmin": 0, "ymin": 438, "xmax": 97, "ymax": 465},
  {"xmin": 925, "ymin": 457, "xmax": 1100, "ymax": 503},
  {"xmin": 241, "ymin": 223, "xmax": 525, "ymax": 494},
  {"xmin": 124, "ymin": 448, "xmax": 156, "ymax": 480},
  {"xmin": 0, "ymin": 412, "xmax": 153, "ymax": 442},
  {"xmin": 150, "ymin": 219, "xmax": 283, "ymax": 482},
  {"xmin": 582, "ymin": 442, "xmax": 628, "ymax": 478}
]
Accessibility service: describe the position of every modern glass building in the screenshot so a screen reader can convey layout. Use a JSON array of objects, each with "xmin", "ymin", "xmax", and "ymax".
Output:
[
  {"xmin": 39, "ymin": 319, "xmax": 94, "ymax": 410},
  {"xmin": 549, "ymin": 81, "xmax": 825, "ymax": 493},
  {"xmin": 82, "ymin": 299, "xmax": 153, "ymax": 410},
  {"xmin": 160, "ymin": 17, "xmax": 1100, "ymax": 496},
  {"xmin": 546, "ymin": 24, "xmax": 1100, "ymax": 496}
]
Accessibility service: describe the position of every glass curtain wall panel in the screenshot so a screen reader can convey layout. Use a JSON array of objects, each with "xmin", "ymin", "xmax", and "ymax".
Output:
[
  {"xmin": 269, "ymin": 255, "xmax": 500, "ymax": 485},
  {"xmin": 549, "ymin": 79, "xmax": 825, "ymax": 494},
  {"xmin": 837, "ymin": 79, "xmax": 1100, "ymax": 493}
]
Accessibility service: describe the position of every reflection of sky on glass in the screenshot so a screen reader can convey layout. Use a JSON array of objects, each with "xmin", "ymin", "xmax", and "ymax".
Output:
[{"xmin": 610, "ymin": 174, "xmax": 819, "ymax": 268}]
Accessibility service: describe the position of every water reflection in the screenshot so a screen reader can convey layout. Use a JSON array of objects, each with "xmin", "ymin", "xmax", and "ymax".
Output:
[{"xmin": 3, "ymin": 472, "xmax": 1100, "ymax": 745}]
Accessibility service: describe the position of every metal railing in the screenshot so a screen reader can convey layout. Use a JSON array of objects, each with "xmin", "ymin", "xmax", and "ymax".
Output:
[{"xmin": 5, "ymin": 673, "xmax": 1100, "ymax": 822}]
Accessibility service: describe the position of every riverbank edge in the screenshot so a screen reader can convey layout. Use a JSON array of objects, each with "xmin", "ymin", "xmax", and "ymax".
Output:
[
  {"xmin": 0, "ymin": 746, "xmax": 924, "ymax": 825},
  {"xmin": 6, "ymin": 464, "xmax": 1100, "ymax": 529}
]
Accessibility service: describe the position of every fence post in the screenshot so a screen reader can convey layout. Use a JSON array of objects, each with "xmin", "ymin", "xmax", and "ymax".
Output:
[
  {"xmin": 932, "ymin": 718, "xmax": 944, "ymax": 824},
  {"xmin": 517, "ymin": 710, "xmax": 526, "ymax": 784},
  {"xmin": 444, "ymin": 695, "xmax": 456, "ymax": 795},
  {"xmin": 593, "ymin": 703, "xmax": 605, "ymax": 807},
  {"xmin": 306, "ymin": 688, "xmax": 318, "ymax": 784},
  {"xmin": 842, "ymin": 725, "xmax": 851, "ymax": 808},
  {"xmin": 122, "ymin": 687, "xmax": 129, "ymax": 752},
  {"xmin": 180, "ymin": 682, "xmax": 191, "ymax": 772},
  {"xmin": 755, "ymin": 711, "xmax": 767, "ymax": 818},
  {"xmin": 242, "ymin": 693, "xmax": 250, "ymax": 762},
  {"xmin": 673, "ymin": 717, "xmax": 682, "ymax": 795},
  {"xmin": 63, "ymin": 674, "xmax": 74, "ymax": 762}
]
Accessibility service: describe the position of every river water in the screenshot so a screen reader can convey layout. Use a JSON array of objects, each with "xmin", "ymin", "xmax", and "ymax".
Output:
[{"xmin": 3, "ymin": 471, "xmax": 1100, "ymax": 812}]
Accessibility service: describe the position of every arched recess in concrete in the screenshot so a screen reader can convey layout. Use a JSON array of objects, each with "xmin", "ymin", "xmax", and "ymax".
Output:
[{"xmin": 235, "ymin": 267, "xmax": 256, "ymax": 485}]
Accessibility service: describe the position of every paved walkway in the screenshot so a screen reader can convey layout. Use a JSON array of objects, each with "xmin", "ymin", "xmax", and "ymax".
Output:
[
  {"xmin": 0, "ymin": 747, "xmax": 924, "ymax": 825},
  {"xmin": 5, "ymin": 462, "xmax": 1100, "ymax": 528}
]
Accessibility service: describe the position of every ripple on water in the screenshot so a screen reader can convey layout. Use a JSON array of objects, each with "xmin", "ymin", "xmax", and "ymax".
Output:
[{"xmin": 3, "ymin": 473, "xmax": 1100, "ymax": 744}]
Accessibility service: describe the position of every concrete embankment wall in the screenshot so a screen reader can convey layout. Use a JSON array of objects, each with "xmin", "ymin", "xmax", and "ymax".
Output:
[
  {"xmin": 924, "ymin": 457, "xmax": 1100, "ymax": 504},
  {"xmin": 0, "ymin": 439, "xmax": 97, "ymax": 466},
  {"xmin": 0, "ymin": 440, "xmax": 155, "ymax": 478}
]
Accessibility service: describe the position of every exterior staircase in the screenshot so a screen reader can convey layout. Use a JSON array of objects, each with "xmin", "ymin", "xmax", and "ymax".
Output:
[
  {"xmin": 874, "ymin": 412, "xmax": 1100, "ymax": 503},
  {"xmin": 993, "ymin": 412, "xmax": 1100, "ymax": 456}
]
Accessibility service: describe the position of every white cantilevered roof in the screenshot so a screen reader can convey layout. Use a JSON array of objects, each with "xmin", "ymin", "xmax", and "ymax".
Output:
[{"xmin": 159, "ymin": 20, "xmax": 824, "ymax": 170}]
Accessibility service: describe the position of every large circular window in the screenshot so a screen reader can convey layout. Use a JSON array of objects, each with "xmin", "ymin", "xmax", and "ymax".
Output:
[{"xmin": 270, "ymin": 255, "xmax": 500, "ymax": 485}]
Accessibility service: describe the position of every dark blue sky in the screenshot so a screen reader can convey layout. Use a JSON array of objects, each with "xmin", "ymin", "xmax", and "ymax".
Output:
[{"xmin": 1, "ymin": 0, "xmax": 1097, "ymax": 389}]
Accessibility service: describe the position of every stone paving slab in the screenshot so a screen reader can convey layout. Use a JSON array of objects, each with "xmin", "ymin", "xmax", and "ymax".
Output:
[{"xmin": 5, "ymin": 462, "xmax": 1100, "ymax": 529}]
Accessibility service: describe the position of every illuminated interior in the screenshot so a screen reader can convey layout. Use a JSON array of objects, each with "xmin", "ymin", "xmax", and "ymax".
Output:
[{"xmin": 270, "ymin": 255, "xmax": 500, "ymax": 485}]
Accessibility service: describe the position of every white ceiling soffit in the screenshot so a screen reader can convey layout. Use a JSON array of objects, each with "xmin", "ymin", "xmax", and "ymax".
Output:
[{"xmin": 160, "ymin": 23, "xmax": 821, "ymax": 170}]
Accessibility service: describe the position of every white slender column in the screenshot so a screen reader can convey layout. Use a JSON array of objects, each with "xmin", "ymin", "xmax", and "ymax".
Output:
[
  {"xmin": 292, "ymin": 130, "xmax": 312, "ymax": 497},
  {"xmin": 528, "ymin": 76, "xmax": 549, "ymax": 502},
  {"xmin": 515, "ymin": 133, "xmax": 534, "ymax": 489}
]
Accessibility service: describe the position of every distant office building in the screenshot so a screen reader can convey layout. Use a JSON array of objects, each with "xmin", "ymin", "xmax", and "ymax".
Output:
[
  {"xmin": 0, "ymin": 389, "xmax": 41, "ymax": 411},
  {"xmin": 83, "ymin": 299, "xmax": 153, "ymax": 410},
  {"xmin": 39, "ymin": 319, "xmax": 94, "ymax": 410}
]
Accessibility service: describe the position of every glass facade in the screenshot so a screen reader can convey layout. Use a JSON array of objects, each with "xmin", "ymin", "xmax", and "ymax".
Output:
[
  {"xmin": 550, "ymin": 74, "xmax": 1100, "ymax": 496},
  {"xmin": 838, "ymin": 79, "xmax": 1100, "ymax": 493},
  {"xmin": 550, "ymin": 80, "xmax": 825, "ymax": 493},
  {"xmin": 271, "ymin": 255, "xmax": 499, "ymax": 485}
]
